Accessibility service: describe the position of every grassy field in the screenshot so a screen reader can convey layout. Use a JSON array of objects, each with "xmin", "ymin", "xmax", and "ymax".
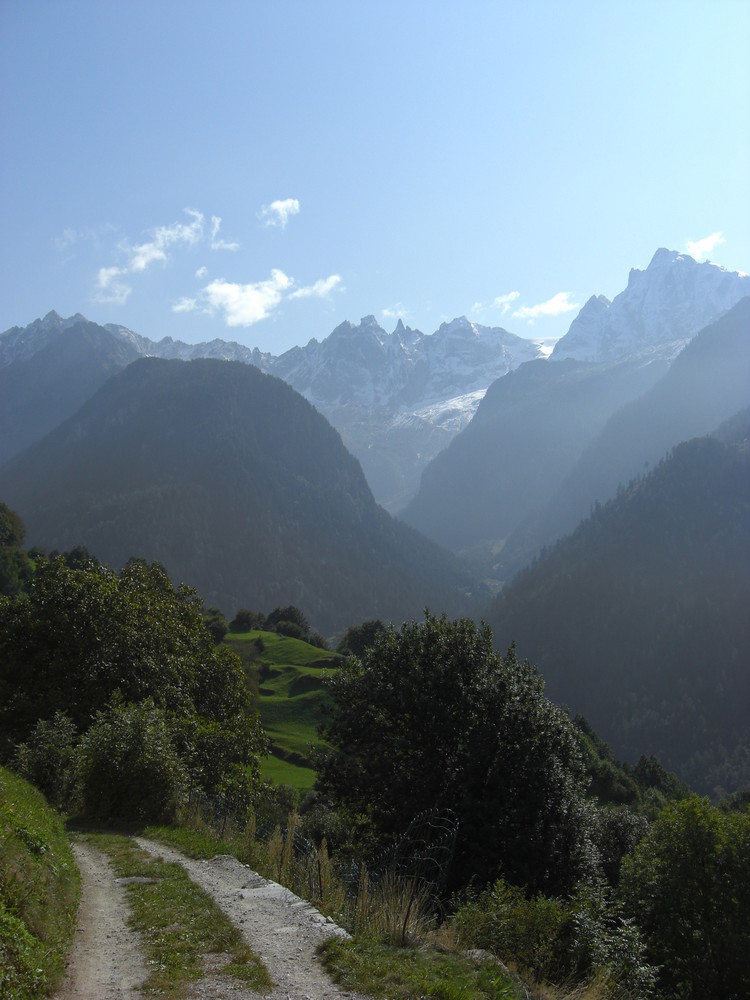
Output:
[{"xmin": 225, "ymin": 630, "xmax": 343, "ymax": 791}]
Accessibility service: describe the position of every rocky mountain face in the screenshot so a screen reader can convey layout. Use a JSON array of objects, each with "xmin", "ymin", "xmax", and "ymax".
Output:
[
  {"xmin": 271, "ymin": 315, "xmax": 543, "ymax": 511},
  {"xmin": 0, "ymin": 358, "xmax": 483, "ymax": 634},
  {"xmin": 552, "ymin": 249, "xmax": 750, "ymax": 362}
]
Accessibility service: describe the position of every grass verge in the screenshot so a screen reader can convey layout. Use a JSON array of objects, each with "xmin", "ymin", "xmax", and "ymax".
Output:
[
  {"xmin": 0, "ymin": 765, "xmax": 80, "ymax": 1000},
  {"xmin": 87, "ymin": 832, "xmax": 272, "ymax": 998},
  {"xmin": 319, "ymin": 936, "xmax": 520, "ymax": 999}
]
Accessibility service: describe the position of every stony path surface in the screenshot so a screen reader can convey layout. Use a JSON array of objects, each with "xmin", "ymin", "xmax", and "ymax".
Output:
[
  {"xmin": 135, "ymin": 837, "xmax": 368, "ymax": 1000},
  {"xmin": 53, "ymin": 841, "xmax": 149, "ymax": 1000}
]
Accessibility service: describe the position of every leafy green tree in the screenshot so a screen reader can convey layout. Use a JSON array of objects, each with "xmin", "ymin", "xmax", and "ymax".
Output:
[
  {"xmin": 229, "ymin": 608, "xmax": 265, "ymax": 632},
  {"xmin": 336, "ymin": 619, "xmax": 386, "ymax": 658},
  {"xmin": 620, "ymin": 796, "xmax": 750, "ymax": 998},
  {"xmin": 0, "ymin": 556, "xmax": 267, "ymax": 803},
  {"xmin": 264, "ymin": 605, "xmax": 310, "ymax": 638},
  {"xmin": 316, "ymin": 611, "xmax": 592, "ymax": 893},
  {"xmin": 202, "ymin": 606, "xmax": 229, "ymax": 644}
]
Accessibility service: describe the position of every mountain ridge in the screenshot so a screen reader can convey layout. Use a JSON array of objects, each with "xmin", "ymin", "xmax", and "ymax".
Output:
[{"xmin": 0, "ymin": 357, "xmax": 483, "ymax": 634}]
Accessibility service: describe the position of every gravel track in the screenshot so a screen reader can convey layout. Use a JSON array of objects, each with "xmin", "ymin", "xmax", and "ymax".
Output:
[{"xmin": 55, "ymin": 835, "xmax": 368, "ymax": 1000}]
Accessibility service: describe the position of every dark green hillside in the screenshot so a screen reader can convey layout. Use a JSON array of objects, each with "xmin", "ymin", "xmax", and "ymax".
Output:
[
  {"xmin": 0, "ymin": 357, "xmax": 481, "ymax": 633},
  {"xmin": 487, "ymin": 426, "xmax": 750, "ymax": 795},
  {"xmin": 502, "ymin": 296, "xmax": 750, "ymax": 577},
  {"xmin": 0, "ymin": 317, "xmax": 138, "ymax": 465},
  {"xmin": 401, "ymin": 349, "xmax": 669, "ymax": 552}
]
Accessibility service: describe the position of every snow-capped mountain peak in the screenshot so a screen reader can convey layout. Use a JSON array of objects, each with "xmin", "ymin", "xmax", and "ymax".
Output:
[{"xmin": 552, "ymin": 250, "xmax": 750, "ymax": 362}]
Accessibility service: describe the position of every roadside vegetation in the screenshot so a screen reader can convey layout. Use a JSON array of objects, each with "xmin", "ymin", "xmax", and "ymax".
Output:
[{"xmin": 0, "ymin": 765, "xmax": 79, "ymax": 1000}]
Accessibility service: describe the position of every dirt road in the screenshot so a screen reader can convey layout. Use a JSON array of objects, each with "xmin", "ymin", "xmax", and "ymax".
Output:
[{"xmin": 54, "ymin": 837, "xmax": 367, "ymax": 1000}]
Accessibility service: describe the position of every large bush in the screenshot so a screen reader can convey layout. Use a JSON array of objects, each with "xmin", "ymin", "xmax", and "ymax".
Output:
[{"xmin": 77, "ymin": 700, "xmax": 186, "ymax": 824}]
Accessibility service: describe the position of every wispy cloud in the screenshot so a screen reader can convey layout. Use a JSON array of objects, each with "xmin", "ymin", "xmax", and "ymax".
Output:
[
  {"xmin": 95, "ymin": 266, "xmax": 131, "ymax": 305},
  {"xmin": 259, "ymin": 198, "xmax": 300, "ymax": 230},
  {"xmin": 493, "ymin": 290, "xmax": 520, "ymax": 314},
  {"xmin": 470, "ymin": 290, "xmax": 521, "ymax": 323},
  {"xmin": 685, "ymin": 232, "xmax": 725, "ymax": 261},
  {"xmin": 513, "ymin": 292, "xmax": 579, "ymax": 322},
  {"xmin": 127, "ymin": 209, "xmax": 204, "ymax": 272},
  {"xmin": 94, "ymin": 209, "xmax": 205, "ymax": 303},
  {"xmin": 289, "ymin": 274, "xmax": 342, "ymax": 300},
  {"xmin": 382, "ymin": 303, "xmax": 408, "ymax": 321},
  {"xmin": 172, "ymin": 296, "xmax": 199, "ymax": 314},
  {"xmin": 203, "ymin": 270, "xmax": 293, "ymax": 326},
  {"xmin": 195, "ymin": 266, "xmax": 208, "ymax": 279},
  {"xmin": 209, "ymin": 215, "xmax": 240, "ymax": 251}
]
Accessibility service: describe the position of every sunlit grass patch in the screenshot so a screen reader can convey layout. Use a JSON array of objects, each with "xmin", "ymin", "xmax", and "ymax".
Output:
[
  {"xmin": 88, "ymin": 832, "xmax": 272, "ymax": 998},
  {"xmin": 319, "ymin": 936, "xmax": 519, "ymax": 999}
]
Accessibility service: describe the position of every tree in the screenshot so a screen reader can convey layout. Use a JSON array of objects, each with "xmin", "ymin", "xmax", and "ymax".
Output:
[
  {"xmin": 230, "ymin": 608, "xmax": 265, "ymax": 632},
  {"xmin": 264, "ymin": 605, "xmax": 310, "ymax": 639},
  {"xmin": 77, "ymin": 699, "xmax": 186, "ymax": 823},
  {"xmin": 620, "ymin": 796, "xmax": 750, "ymax": 999},
  {"xmin": 0, "ymin": 556, "xmax": 267, "ymax": 803},
  {"xmin": 316, "ymin": 611, "xmax": 592, "ymax": 893},
  {"xmin": 202, "ymin": 606, "xmax": 229, "ymax": 644},
  {"xmin": 0, "ymin": 503, "xmax": 32, "ymax": 597},
  {"xmin": 336, "ymin": 619, "xmax": 386, "ymax": 658}
]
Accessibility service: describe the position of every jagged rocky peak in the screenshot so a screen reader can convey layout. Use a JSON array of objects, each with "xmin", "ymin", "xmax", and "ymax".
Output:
[
  {"xmin": 552, "ymin": 249, "xmax": 750, "ymax": 363},
  {"xmin": 436, "ymin": 316, "xmax": 479, "ymax": 339},
  {"xmin": 0, "ymin": 310, "xmax": 93, "ymax": 367}
]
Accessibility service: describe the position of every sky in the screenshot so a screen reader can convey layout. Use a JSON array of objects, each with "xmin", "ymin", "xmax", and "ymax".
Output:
[{"xmin": 1, "ymin": 0, "xmax": 749, "ymax": 355}]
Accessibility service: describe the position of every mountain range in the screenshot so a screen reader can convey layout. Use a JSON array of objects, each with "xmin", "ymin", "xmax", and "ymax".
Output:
[
  {"xmin": 1, "ymin": 245, "xmax": 749, "ymax": 792},
  {"xmin": 0, "ymin": 312, "xmax": 545, "ymax": 512},
  {"xmin": 0, "ymin": 357, "xmax": 481, "ymax": 634}
]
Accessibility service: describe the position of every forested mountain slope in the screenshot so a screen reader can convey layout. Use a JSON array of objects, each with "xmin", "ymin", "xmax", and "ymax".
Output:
[
  {"xmin": 500, "ymin": 296, "xmax": 750, "ymax": 577},
  {"xmin": 0, "ymin": 358, "xmax": 481, "ymax": 634},
  {"xmin": 400, "ymin": 349, "xmax": 672, "ymax": 553},
  {"xmin": 486, "ymin": 421, "xmax": 750, "ymax": 796},
  {"xmin": 0, "ymin": 317, "xmax": 139, "ymax": 465}
]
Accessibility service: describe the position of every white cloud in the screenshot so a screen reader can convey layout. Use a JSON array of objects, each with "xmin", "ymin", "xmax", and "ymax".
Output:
[
  {"xmin": 382, "ymin": 303, "xmax": 408, "ymax": 321},
  {"xmin": 259, "ymin": 198, "xmax": 300, "ymax": 229},
  {"xmin": 204, "ymin": 270, "xmax": 293, "ymax": 326},
  {"xmin": 211, "ymin": 239, "xmax": 240, "ymax": 251},
  {"xmin": 493, "ymin": 290, "xmax": 520, "ymax": 314},
  {"xmin": 94, "ymin": 266, "xmax": 131, "ymax": 305},
  {"xmin": 289, "ymin": 274, "xmax": 342, "ymax": 300},
  {"xmin": 172, "ymin": 297, "xmax": 198, "ymax": 313},
  {"xmin": 127, "ymin": 209, "xmax": 204, "ymax": 272},
  {"xmin": 513, "ymin": 292, "xmax": 579, "ymax": 322},
  {"xmin": 195, "ymin": 266, "xmax": 208, "ymax": 279},
  {"xmin": 209, "ymin": 215, "xmax": 240, "ymax": 251},
  {"xmin": 685, "ymin": 232, "xmax": 725, "ymax": 261}
]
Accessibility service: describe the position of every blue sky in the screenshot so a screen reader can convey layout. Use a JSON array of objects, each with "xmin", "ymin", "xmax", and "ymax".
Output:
[{"xmin": 1, "ymin": 0, "xmax": 748, "ymax": 354}]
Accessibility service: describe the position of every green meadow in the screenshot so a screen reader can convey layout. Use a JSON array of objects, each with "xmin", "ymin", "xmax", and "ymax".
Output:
[{"xmin": 224, "ymin": 630, "xmax": 343, "ymax": 791}]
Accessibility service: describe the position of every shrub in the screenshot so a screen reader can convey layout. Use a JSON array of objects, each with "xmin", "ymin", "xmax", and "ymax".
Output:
[
  {"xmin": 77, "ymin": 700, "xmax": 186, "ymax": 824},
  {"xmin": 14, "ymin": 712, "xmax": 78, "ymax": 809},
  {"xmin": 451, "ymin": 877, "xmax": 655, "ymax": 996}
]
